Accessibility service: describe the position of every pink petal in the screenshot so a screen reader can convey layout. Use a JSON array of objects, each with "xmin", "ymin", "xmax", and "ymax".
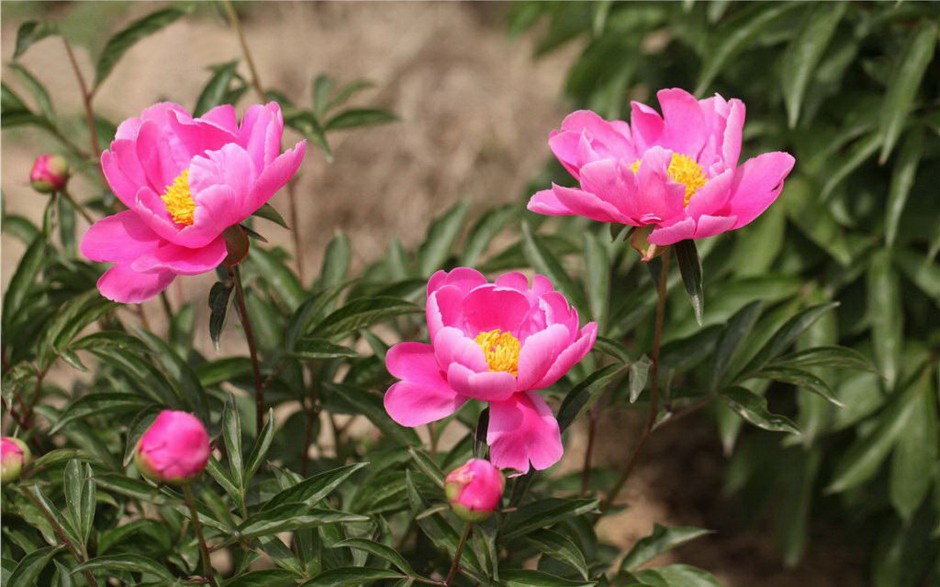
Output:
[
  {"xmin": 167, "ymin": 106, "xmax": 239, "ymax": 158},
  {"xmin": 249, "ymin": 141, "xmax": 306, "ymax": 212},
  {"xmin": 102, "ymin": 141, "xmax": 148, "ymax": 208},
  {"xmin": 516, "ymin": 324, "xmax": 571, "ymax": 390},
  {"xmin": 693, "ymin": 214, "xmax": 738, "ymax": 239},
  {"xmin": 384, "ymin": 381, "xmax": 466, "ymax": 427},
  {"xmin": 427, "ymin": 286, "xmax": 465, "ymax": 341},
  {"xmin": 647, "ymin": 217, "xmax": 695, "ymax": 246},
  {"xmin": 722, "ymin": 99, "xmax": 745, "ymax": 169},
  {"xmin": 488, "ymin": 392, "xmax": 563, "ymax": 473},
  {"xmin": 96, "ymin": 264, "xmax": 176, "ymax": 304},
  {"xmin": 462, "ymin": 285, "xmax": 531, "ymax": 335},
  {"xmin": 533, "ymin": 322, "xmax": 598, "ymax": 389},
  {"xmin": 81, "ymin": 210, "xmax": 163, "ymax": 264},
  {"xmin": 634, "ymin": 147, "xmax": 687, "ymax": 223},
  {"xmin": 386, "ymin": 342, "xmax": 446, "ymax": 385},
  {"xmin": 136, "ymin": 119, "xmax": 190, "ymax": 193},
  {"xmin": 199, "ymin": 104, "xmax": 239, "ymax": 134},
  {"xmin": 685, "ymin": 168, "xmax": 734, "ymax": 218},
  {"xmin": 494, "ymin": 272, "xmax": 530, "ymax": 292},
  {"xmin": 238, "ymin": 102, "xmax": 284, "ymax": 169},
  {"xmin": 551, "ymin": 184, "xmax": 630, "ymax": 225},
  {"xmin": 433, "ymin": 327, "xmax": 488, "ymax": 372},
  {"xmin": 130, "ymin": 236, "xmax": 227, "ymax": 276},
  {"xmin": 727, "ymin": 152, "xmax": 796, "ymax": 228},
  {"xmin": 428, "ymin": 267, "xmax": 488, "ymax": 296},
  {"xmin": 657, "ymin": 88, "xmax": 708, "ymax": 159},
  {"xmin": 629, "ymin": 101, "xmax": 664, "ymax": 153},
  {"xmin": 528, "ymin": 188, "xmax": 574, "ymax": 216},
  {"xmin": 447, "ymin": 363, "xmax": 517, "ymax": 402}
]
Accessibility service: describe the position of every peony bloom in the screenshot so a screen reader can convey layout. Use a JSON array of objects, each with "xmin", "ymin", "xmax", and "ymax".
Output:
[
  {"xmin": 444, "ymin": 458, "xmax": 504, "ymax": 522},
  {"xmin": 135, "ymin": 410, "xmax": 210, "ymax": 484},
  {"xmin": 384, "ymin": 268, "xmax": 597, "ymax": 473},
  {"xmin": 528, "ymin": 88, "xmax": 795, "ymax": 247},
  {"xmin": 81, "ymin": 102, "xmax": 306, "ymax": 303},
  {"xmin": 30, "ymin": 154, "xmax": 70, "ymax": 194},
  {"xmin": 1, "ymin": 437, "xmax": 30, "ymax": 484}
]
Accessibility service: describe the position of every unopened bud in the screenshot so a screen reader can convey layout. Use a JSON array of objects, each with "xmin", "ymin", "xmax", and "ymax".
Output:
[
  {"xmin": 134, "ymin": 411, "xmax": 210, "ymax": 484},
  {"xmin": 1, "ymin": 437, "xmax": 30, "ymax": 484},
  {"xmin": 444, "ymin": 458, "xmax": 504, "ymax": 523},
  {"xmin": 30, "ymin": 154, "xmax": 70, "ymax": 194}
]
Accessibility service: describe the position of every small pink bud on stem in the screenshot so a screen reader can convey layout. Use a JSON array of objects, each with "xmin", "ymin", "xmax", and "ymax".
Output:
[
  {"xmin": 444, "ymin": 458, "xmax": 504, "ymax": 523},
  {"xmin": 29, "ymin": 154, "xmax": 70, "ymax": 194},
  {"xmin": 1, "ymin": 437, "xmax": 31, "ymax": 484},
  {"xmin": 134, "ymin": 410, "xmax": 210, "ymax": 485}
]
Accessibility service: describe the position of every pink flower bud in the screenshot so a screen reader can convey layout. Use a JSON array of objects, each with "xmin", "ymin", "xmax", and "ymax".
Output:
[
  {"xmin": 134, "ymin": 411, "xmax": 210, "ymax": 484},
  {"xmin": 1, "ymin": 437, "xmax": 30, "ymax": 484},
  {"xmin": 444, "ymin": 458, "xmax": 504, "ymax": 523},
  {"xmin": 29, "ymin": 154, "xmax": 70, "ymax": 194}
]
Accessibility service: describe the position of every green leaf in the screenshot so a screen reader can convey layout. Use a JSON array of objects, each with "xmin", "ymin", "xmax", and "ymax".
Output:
[
  {"xmin": 521, "ymin": 222, "xmax": 589, "ymax": 313},
  {"xmin": 503, "ymin": 498, "xmax": 599, "ymax": 541},
  {"xmin": 324, "ymin": 108, "xmax": 397, "ymax": 131},
  {"xmin": 14, "ymin": 21, "xmax": 58, "ymax": 59},
  {"xmin": 316, "ymin": 232, "xmax": 351, "ymax": 291},
  {"xmin": 720, "ymin": 387, "xmax": 799, "ymax": 434},
  {"xmin": 249, "ymin": 246, "xmax": 305, "ymax": 311},
  {"xmin": 418, "ymin": 200, "xmax": 470, "ymax": 277},
  {"xmin": 500, "ymin": 569, "xmax": 596, "ymax": 587},
  {"xmin": 70, "ymin": 554, "xmax": 174, "ymax": 580},
  {"xmin": 750, "ymin": 366, "xmax": 843, "ymax": 407},
  {"xmin": 629, "ymin": 355, "xmax": 652, "ymax": 403},
  {"xmin": 889, "ymin": 367, "xmax": 937, "ymax": 522},
  {"xmin": 63, "ymin": 460, "xmax": 95, "ymax": 546},
  {"xmin": 633, "ymin": 564, "xmax": 723, "ymax": 587},
  {"xmin": 878, "ymin": 19, "xmax": 937, "ymax": 163},
  {"xmin": 222, "ymin": 396, "xmax": 245, "ymax": 491},
  {"xmin": 245, "ymin": 409, "xmax": 275, "ymax": 482},
  {"xmin": 312, "ymin": 74, "xmax": 334, "ymax": 114},
  {"xmin": 325, "ymin": 79, "xmax": 375, "ymax": 113},
  {"xmin": 194, "ymin": 60, "xmax": 239, "ymax": 116},
  {"xmin": 674, "ymin": 240, "xmax": 704, "ymax": 325},
  {"xmin": 620, "ymin": 524, "xmax": 712, "ymax": 571},
  {"xmin": 94, "ymin": 8, "xmax": 186, "ymax": 90},
  {"xmin": 325, "ymin": 383, "xmax": 422, "ymax": 445},
  {"xmin": 895, "ymin": 247, "xmax": 940, "ymax": 305},
  {"xmin": 885, "ymin": 128, "xmax": 923, "ymax": 247},
  {"xmin": 768, "ymin": 346, "xmax": 875, "ymax": 373},
  {"xmin": 208, "ymin": 279, "xmax": 234, "ymax": 350},
  {"xmin": 262, "ymin": 462, "xmax": 368, "ymax": 511},
  {"xmin": 49, "ymin": 393, "xmax": 155, "ymax": 435},
  {"xmin": 239, "ymin": 506, "xmax": 369, "ymax": 538},
  {"xmin": 827, "ymin": 370, "xmax": 925, "ymax": 494},
  {"xmin": 525, "ymin": 529, "xmax": 589, "ymax": 579},
  {"xmin": 253, "ymin": 202, "xmax": 290, "ymax": 229},
  {"xmin": 292, "ymin": 338, "xmax": 358, "ymax": 360},
  {"xmin": 582, "ymin": 230, "xmax": 610, "ymax": 326},
  {"xmin": 333, "ymin": 538, "xmax": 415, "ymax": 575},
  {"xmin": 739, "ymin": 302, "xmax": 839, "ymax": 376},
  {"xmin": 7, "ymin": 545, "xmax": 64, "ymax": 587},
  {"xmin": 696, "ymin": 3, "xmax": 800, "ymax": 95},
  {"xmin": 10, "ymin": 63, "xmax": 55, "ymax": 121},
  {"xmin": 300, "ymin": 568, "xmax": 404, "ymax": 587},
  {"xmin": 226, "ymin": 569, "xmax": 300, "ymax": 587},
  {"xmin": 780, "ymin": 2, "xmax": 846, "ymax": 128},
  {"xmin": 557, "ymin": 364, "xmax": 625, "ymax": 431},
  {"xmin": 820, "ymin": 131, "xmax": 882, "ymax": 201},
  {"xmin": 285, "ymin": 110, "xmax": 333, "ymax": 161},
  {"xmin": 709, "ymin": 301, "xmax": 762, "ymax": 392},
  {"xmin": 2, "ymin": 235, "xmax": 46, "ymax": 334},
  {"xmin": 592, "ymin": 336, "xmax": 632, "ymax": 364},
  {"xmin": 783, "ymin": 176, "xmax": 852, "ymax": 265},
  {"xmin": 867, "ymin": 249, "xmax": 901, "ymax": 389},
  {"xmin": 409, "ymin": 447, "xmax": 445, "ymax": 487},
  {"xmin": 462, "ymin": 204, "xmax": 515, "ymax": 266},
  {"xmin": 314, "ymin": 297, "xmax": 420, "ymax": 338}
]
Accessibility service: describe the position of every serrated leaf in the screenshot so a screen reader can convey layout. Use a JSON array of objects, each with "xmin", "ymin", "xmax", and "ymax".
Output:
[
  {"xmin": 620, "ymin": 524, "xmax": 712, "ymax": 571},
  {"xmin": 94, "ymin": 8, "xmax": 186, "ymax": 90},
  {"xmin": 878, "ymin": 20, "xmax": 937, "ymax": 162},
  {"xmin": 720, "ymin": 386, "xmax": 799, "ymax": 434},
  {"xmin": 674, "ymin": 240, "xmax": 704, "ymax": 325},
  {"xmin": 324, "ymin": 108, "xmax": 397, "ymax": 131}
]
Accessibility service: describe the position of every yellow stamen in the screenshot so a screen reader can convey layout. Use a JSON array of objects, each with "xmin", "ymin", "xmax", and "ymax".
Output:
[
  {"xmin": 631, "ymin": 153, "xmax": 708, "ymax": 206},
  {"xmin": 474, "ymin": 329, "xmax": 521, "ymax": 376},
  {"xmin": 161, "ymin": 169, "xmax": 196, "ymax": 226}
]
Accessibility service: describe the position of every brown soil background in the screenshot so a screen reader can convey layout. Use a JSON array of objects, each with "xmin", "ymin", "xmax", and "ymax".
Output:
[{"xmin": 1, "ymin": 2, "xmax": 862, "ymax": 585}]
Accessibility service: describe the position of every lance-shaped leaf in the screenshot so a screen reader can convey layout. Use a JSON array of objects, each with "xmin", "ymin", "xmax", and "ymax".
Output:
[
  {"xmin": 94, "ymin": 8, "xmax": 186, "ymax": 90},
  {"xmin": 674, "ymin": 240, "xmax": 704, "ymax": 325}
]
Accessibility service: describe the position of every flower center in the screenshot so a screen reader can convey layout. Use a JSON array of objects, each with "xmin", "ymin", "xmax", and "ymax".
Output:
[
  {"xmin": 474, "ymin": 329, "xmax": 521, "ymax": 376},
  {"xmin": 161, "ymin": 169, "xmax": 196, "ymax": 226},
  {"xmin": 631, "ymin": 153, "xmax": 708, "ymax": 206}
]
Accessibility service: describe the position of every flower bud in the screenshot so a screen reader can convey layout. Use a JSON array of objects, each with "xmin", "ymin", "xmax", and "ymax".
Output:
[
  {"xmin": 444, "ymin": 458, "xmax": 504, "ymax": 523},
  {"xmin": 29, "ymin": 154, "xmax": 70, "ymax": 194},
  {"xmin": 134, "ymin": 410, "xmax": 210, "ymax": 484},
  {"xmin": 1, "ymin": 437, "xmax": 31, "ymax": 484}
]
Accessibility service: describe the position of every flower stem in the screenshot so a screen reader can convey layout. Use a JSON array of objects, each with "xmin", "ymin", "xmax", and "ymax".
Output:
[
  {"xmin": 230, "ymin": 265, "xmax": 265, "ymax": 435},
  {"xmin": 61, "ymin": 38, "xmax": 100, "ymax": 160},
  {"xmin": 580, "ymin": 402, "xmax": 600, "ymax": 497},
  {"xmin": 60, "ymin": 187, "xmax": 95, "ymax": 225},
  {"xmin": 221, "ymin": 0, "xmax": 265, "ymax": 100},
  {"xmin": 182, "ymin": 484, "xmax": 218, "ymax": 587},
  {"xmin": 446, "ymin": 524, "xmax": 473, "ymax": 586},
  {"xmin": 600, "ymin": 252, "xmax": 671, "ymax": 514}
]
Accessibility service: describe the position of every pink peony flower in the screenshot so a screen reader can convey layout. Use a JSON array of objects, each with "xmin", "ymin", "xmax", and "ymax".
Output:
[
  {"xmin": 444, "ymin": 458, "xmax": 504, "ymax": 522},
  {"xmin": 384, "ymin": 268, "xmax": 597, "ymax": 473},
  {"xmin": 81, "ymin": 102, "xmax": 306, "ymax": 303},
  {"xmin": 135, "ymin": 410, "xmax": 210, "ymax": 484},
  {"xmin": 528, "ymin": 88, "xmax": 795, "ymax": 247},
  {"xmin": 1, "ymin": 437, "xmax": 30, "ymax": 484},
  {"xmin": 30, "ymin": 154, "xmax": 70, "ymax": 194}
]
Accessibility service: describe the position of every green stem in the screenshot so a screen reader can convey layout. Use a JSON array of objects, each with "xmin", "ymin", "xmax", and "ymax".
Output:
[
  {"xmin": 61, "ymin": 38, "xmax": 100, "ymax": 160},
  {"xmin": 222, "ymin": 0, "xmax": 265, "ymax": 100},
  {"xmin": 446, "ymin": 524, "xmax": 473, "ymax": 586},
  {"xmin": 600, "ymin": 252, "xmax": 671, "ymax": 514},
  {"xmin": 182, "ymin": 484, "xmax": 218, "ymax": 587},
  {"xmin": 60, "ymin": 187, "xmax": 95, "ymax": 225},
  {"xmin": 230, "ymin": 265, "xmax": 265, "ymax": 436}
]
